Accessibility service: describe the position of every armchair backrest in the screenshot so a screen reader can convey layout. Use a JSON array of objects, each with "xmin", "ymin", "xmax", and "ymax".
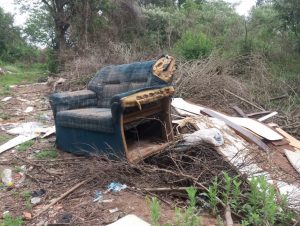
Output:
[{"xmin": 87, "ymin": 60, "xmax": 170, "ymax": 108}]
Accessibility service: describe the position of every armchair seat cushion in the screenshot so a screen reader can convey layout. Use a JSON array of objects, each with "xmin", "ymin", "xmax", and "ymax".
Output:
[{"xmin": 56, "ymin": 108, "xmax": 114, "ymax": 133}]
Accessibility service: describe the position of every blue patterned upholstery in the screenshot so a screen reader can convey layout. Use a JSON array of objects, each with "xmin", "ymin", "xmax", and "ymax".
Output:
[
  {"xmin": 49, "ymin": 58, "xmax": 174, "ymax": 159},
  {"xmin": 56, "ymin": 108, "xmax": 114, "ymax": 133}
]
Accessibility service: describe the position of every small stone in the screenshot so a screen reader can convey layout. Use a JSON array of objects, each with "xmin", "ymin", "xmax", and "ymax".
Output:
[
  {"xmin": 23, "ymin": 212, "xmax": 32, "ymax": 220},
  {"xmin": 31, "ymin": 197, "xmax": 41, "ymax": 204}
]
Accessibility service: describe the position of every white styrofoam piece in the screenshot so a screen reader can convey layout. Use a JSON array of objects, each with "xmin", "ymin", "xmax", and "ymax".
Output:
[
  {"xmin": 107, "ymin": 214, "xmax": 150, "ymax": 226},
  {"xmin": 171, "ymin": 98, "xmax": 283, "ymax": 141},
  {"xmin": 285, "ymin": 149, "xmax": 300, "ymax": 175},
  {"xmin": 0, "ymin": 134, "xmax": 38, "ymax": 154}
]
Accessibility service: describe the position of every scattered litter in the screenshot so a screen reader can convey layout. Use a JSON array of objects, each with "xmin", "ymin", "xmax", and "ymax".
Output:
[
  {"xmin": 93, "ymin": 190, "xmax": 103, "ymax": 202},
  {"xmin": 6, "ymin": 122, "xmax": 47, "ymax": 136},
  {"xmin": 31, "ymin": 197, "xmax": 42, "ymax": 205},
  {"xmin": 24, "ymin": 107, "xmax": 34, "ymax": 113},
  {"xmin": 2, "ymin": 211, "xmax": 9, "ymax": 216},
  {"xmin": 109, "ymin": 208, "xmax": 119, "ymax": 213},
  {"xmin": 182, "ymin": 128, "xmax": 224, "ymax": 146},
  {"xmin": 103, "ymin": 199, "xmax": 114, "ymax": 203},
  {"xmin": 40, "ymin": 113, "xmax": 51, "ymax": 121},
  {"xmin": 15, "ymin": 172, "xmax": 26, "ymax": 188},
  {"xmin": 1, "ymin": 168, "xmax": 13, "ymax": 187},
  {"xmin": 23, "ymin": 212, "xmax": 32, "ymax": 220},
  {"xmin": 1, "ymin": 97, "xmax": 12, "ymax": 102},
  {"xmin": 107, "ymin": 214, "xmax": 150, "ymax": 226},
  {"xmin": 107, "ymin": 182, "xmax": 127, "ymax": 192},
  {"xmin": 32, "ymin": 188, "xmax": 46, "ymax": 197}
]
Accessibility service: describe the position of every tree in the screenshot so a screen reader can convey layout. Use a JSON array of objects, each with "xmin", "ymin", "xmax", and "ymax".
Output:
[{"xmin": 272, "ymin": 0, "xmax": 300, "ymax": 49}]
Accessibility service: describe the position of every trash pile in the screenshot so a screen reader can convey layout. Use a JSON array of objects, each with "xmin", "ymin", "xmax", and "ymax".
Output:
[{"xmin": 171, "ymin": 98, "xmax": 300, "ymax": 209}]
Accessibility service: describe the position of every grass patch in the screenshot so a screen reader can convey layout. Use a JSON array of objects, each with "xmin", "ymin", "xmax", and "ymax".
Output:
[
  {"xmin": 0, "ymin": 133, "xmax": 13, "ymax": 145},
  {"xmin": 20, "ymin": 191, "xmax": 32, "ymax": 211},
  {"xmin": 0, "ymin": 213, "xmax": 23, "ymax": 226},
  {"xmin": 0, "ymin": 63, "xmax": 47, "ymax": 97},
  {"xmin": 34, "ymin": 149, "xmax": 58, "ymax": 159},
  {"xmin": 16, "ymin": 140, "xmax": 35, "ymax": 152}
]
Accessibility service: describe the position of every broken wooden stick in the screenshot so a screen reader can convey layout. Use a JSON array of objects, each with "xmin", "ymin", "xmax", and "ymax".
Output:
[
  {"xmin": 224, "ymin": 89, "xmax": 265, "ymax": 111},
  {"xmin": 225, "ymin": 205, "xmax": 234, "ymax": 226},
  {"xmin": 143, "ymin": 187, "xmax": 204, "ymax": 192},
  {"xmin": 232, "ymin": 106, "xmax": 248, "ymax": 118},
  {"xmin": 33, "ymin": 177, "xmax": 94, "ymax": 219}
]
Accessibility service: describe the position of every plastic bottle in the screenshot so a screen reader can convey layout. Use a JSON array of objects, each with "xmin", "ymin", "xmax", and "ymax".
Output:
[{"xmin": 2, "ymin": 169, "xmax": 13, "ymax": 187}]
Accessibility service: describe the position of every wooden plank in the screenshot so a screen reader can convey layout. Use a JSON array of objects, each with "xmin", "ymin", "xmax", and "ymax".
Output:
[
  {"xmin": 258, "ymin": 112, "xmax": 278, "ymax": 122},
  {"xmin": 0, "ymin": 134, "xmax": 38, "ymax": 154},
  {"xmin": 274, "ymin": 127, "xmax": 300, "ymax": 150},
  {"xmin": 285, "ymin": 149, "xmax": 300, "ymax": 175},
  {"xmin": 247, "ymin": 111, "xmax": 271, "ymax": 118},
  {"xmin": 171, "ymin": 98, "xmax": 283, "ymax": 141},
  {"xmin": 232, "ymin": 106, "xmax": 248, "ymax": 118},
  {"xmin": 200, "ymin": 108, "xmax": 269, "ymax": 151}
]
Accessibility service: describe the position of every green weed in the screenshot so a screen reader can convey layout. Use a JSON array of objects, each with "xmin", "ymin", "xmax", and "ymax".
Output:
[
  {"xmin": 147, "ymin": 187, "xmax": 201, "ymax": 226},
  {"xmin": 16, "ymin": 140, "xmax": 34, "ymax": 152},
  {"xmin": 0, "ymin": 133, "xmax": 13, "ymax": 145},
  {"xmin": 34, "ymin": 149, "xmax": 58, "ymax": 159},
  {"xmin": 0, "ymin": 214, "xmax": 23, "ymax": 226},
  {"xmin": 20, "ymin": 191, "xmax": 32, "ymax": 210}
]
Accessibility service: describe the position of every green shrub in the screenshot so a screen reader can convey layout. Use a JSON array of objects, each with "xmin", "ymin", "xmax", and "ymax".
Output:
[
  {"xmin": 0, "ymin": 214, "xmax": 23, "ymax": 226},
  {"xmin": 174, "ymin": 32, "xmax": 213, "ymax": 59}
]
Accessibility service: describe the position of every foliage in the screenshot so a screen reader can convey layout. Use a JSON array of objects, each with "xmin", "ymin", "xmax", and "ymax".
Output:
[
  {"xmin": 205, "ymin": 173, "xmax": 295, "ymax": 225},
  {"xmin": 174, "ymin": 32, "xmax": 213, "ymax": 59},
  {"xmin": 0, "ymin": 214, "xmax": 23, "ymax": 226},
  {"xmin": 147, "ymin": 187, "xmax": 201, "ymax": 226}
]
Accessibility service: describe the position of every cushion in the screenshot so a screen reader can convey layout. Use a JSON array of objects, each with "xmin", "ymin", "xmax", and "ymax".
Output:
[{"xmin": 56, "ymin": 108, "xmax": 114, "ymax": 133}]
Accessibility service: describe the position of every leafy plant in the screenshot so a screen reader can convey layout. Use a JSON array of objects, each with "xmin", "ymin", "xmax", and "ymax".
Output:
[
  {"xmin": 0, "ymin": 214, "xmax": 23, "ymax": 226},
  {"xmin": 147, "ymin": 196, "xmax": 161, "ymax": 226},
  {"xmin": 174, "ymin": 32, "xmax": 213, "ymax": 60},
  {"xmin": 207, "ymin": 176, "xmax": 219, "ymax": 215},
  {"xmin": 174, "ymin": 187, "xmax": 201, "ymax": 226}
]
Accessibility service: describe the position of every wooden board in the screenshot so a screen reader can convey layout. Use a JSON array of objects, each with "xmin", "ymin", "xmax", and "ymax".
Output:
[
  {"xmin": 201, "ymin": 108, "xmax": 269, "ymax": 151},
  {"xmin": 274, "ymin": 127, "xmax": 300, "ymax": 150},
  {"xmin": 171, "ymin": 98, "xmax": 283, "ymax": 141},
  {"xmin": 285, "ymin": 149, "xmax": 300, "ymax": 175},
  {"xmin": 0, "ymin": 134, "xmax": 38, "ymax": 154}
]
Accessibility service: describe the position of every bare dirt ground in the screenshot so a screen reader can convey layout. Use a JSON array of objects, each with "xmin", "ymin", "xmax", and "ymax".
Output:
[{"xmin": 0, "ymin": 83, "xmax": 221, "ymax": 225}]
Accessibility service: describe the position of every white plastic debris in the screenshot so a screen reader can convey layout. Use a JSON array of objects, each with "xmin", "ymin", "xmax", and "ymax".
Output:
[
  {"xmin": 2, "ymin": 168, "xmax": 13, "ymax": 187},
  {"xmin": 107, "ymin": 214, "xmax": 150, "ymax": 226},
  {"xmin": 109, "ymin": 208, "xmax": 119, "ymax": 213},
  {"xmin": 182, "ymin": 128, "xmax": 224, "ymax": 147},
  {"xmin": 1, "ymin": 97, "xmax": 12, "ymax": 102},
  {"xmin": 24, "ymin": 107, "xmax": 34, "ymax": 113}
]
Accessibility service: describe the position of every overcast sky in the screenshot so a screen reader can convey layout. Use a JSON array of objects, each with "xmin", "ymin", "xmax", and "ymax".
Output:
[{"xmin": 0, "ymin": 0, "xmax": 257, "ymax": 27}]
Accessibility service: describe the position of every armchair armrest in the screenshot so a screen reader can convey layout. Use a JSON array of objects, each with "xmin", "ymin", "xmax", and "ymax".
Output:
[
  {"xmin": 111, "ymin": 86, "xmax": 174, "ymax": 109},
  {"xmin": 49, "ymin": 90, "xmax": 97, "ymax": 117},
  {"xmin": 110, "ymin": 86, "xmax": 174, "ymax": 123}
]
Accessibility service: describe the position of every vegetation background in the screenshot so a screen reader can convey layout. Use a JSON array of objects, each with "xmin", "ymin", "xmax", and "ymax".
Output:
[{"xmin": 0, "ymin": 0, "xmax": 299, "ymax": 135}]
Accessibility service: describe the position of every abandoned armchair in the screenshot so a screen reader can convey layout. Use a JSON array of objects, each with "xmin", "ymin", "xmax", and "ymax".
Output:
[{"xmin": 49, "ymin": 56, "xmax": 176, "ymax": 163}]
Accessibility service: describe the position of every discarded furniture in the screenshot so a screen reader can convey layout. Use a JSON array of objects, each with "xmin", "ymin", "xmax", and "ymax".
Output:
[{"xmin": 50, "ymin": 56, "xmax": 176, "ymax": 163}]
